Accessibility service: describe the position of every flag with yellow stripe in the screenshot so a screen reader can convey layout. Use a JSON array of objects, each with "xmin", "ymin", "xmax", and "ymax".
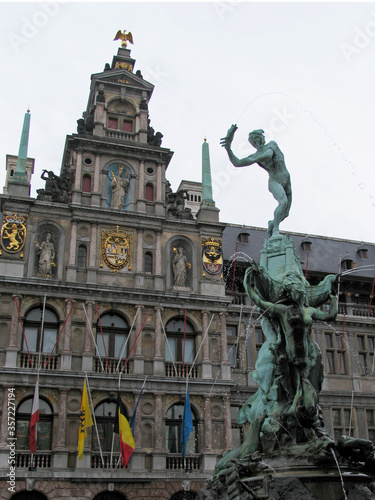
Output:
[
  {"xmin": 114, "ymin": 391, "xmax": 135, "ymax": 467},
  {"xmin": 78, "ymin": 379, "xmax": 93, "ymax": 460}
]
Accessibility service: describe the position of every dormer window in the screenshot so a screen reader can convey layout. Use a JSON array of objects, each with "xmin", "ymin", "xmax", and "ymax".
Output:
[
  {"xmin": 301, "ymin": 237, "xmax": 312, "ymax": 252},
  {"xmin": 357, "ymin": 245, "xmax": 368, "ymax": 259},
  {"xmin": 238, "ymin": 232, "xmax": 249, "ymax": 244},
  {"xmin": 341, "ymin": 254, "xmax": 353, "ymax": 271}
]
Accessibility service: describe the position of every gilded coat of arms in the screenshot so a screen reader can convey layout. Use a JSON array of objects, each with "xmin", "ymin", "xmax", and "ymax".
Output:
[
  {"xmin": 202, "ymin": 236, "xmax": 223, "ymax": 276},
  {"xmin": 0, "ymin": 212, "xmax": 27, "ymax": 256},
  {"xmin": 101, "ymin": 226, "xmax": 132, "ymax": 272}
]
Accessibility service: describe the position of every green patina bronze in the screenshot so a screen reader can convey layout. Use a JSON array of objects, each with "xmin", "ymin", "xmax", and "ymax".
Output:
[
  {"xmin": 220, "ymin": 125, "xmax": 291, "ymax": 237},
  {"xmin": 214, "ymin": 236, "xmax": 338, "ymax": 476}
]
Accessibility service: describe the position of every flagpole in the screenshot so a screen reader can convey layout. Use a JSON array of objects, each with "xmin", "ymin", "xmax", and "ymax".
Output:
[
  {"xmin": 110, "ymin": 371, "xmax": 122, "ymax": 468},
  {"xmin": 121, "ymin": 310, "xmax": 150, "ymax": 373},
  {"xmin": 85, "ymin": 373, "xmax": 105, "ymax": 468},
  {"xmin": 188, "ymin": 314, "xmax": 215, "ymax": 378},
  {"xmin": 116, "ymin": 307, "xmax": 139, "ymax": 372},
  {"xmin": 82, "ymin": 304, "xmax": 105, "ymax": 372},
  {"xmin": 158, "ymin": 309, "xmax": 179, "ymax": 377}
]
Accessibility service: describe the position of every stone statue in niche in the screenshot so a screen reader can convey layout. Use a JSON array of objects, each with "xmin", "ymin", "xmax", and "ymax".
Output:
[
  {"xmin": 110, "ymin": 165, "xmax": 130, "ymax": 209},
  {"xmin": 36, "ymin": 232, "xmax": 55, "ymax": 275},
  {"xmin": 173, "ymin": 246, "xmax": 191, "ymax": 287}
]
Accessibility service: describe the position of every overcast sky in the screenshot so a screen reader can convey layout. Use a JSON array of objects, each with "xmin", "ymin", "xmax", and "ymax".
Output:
[{"xmin": 1, "ymin": 1, "xmax": 374, "ymax": 243}]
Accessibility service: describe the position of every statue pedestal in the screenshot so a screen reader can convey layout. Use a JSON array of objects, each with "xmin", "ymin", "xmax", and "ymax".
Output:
[{"xmin": 260, "ymin": 234, "xmax": 303, "ymax": 281}]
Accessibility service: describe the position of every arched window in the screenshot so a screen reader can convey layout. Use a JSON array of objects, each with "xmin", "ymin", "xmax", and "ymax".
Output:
[
  {"xmin": 82, "ymin": 174, "xmax": 92, "ymax": 193},
  {"xmin": 165, "ymin": 318, "xmax": 195, "ymax": 364},
  {"xmin": 22, "ymin": 307, "xmax": 59, "ymax": 354},
  {"xmin": 144, "ymin": 252, "xmax": 153, "ymax": 273},
  {"xmin": 16, "ymin": 397, "xmax": 53, "ymax": 451},
  {"xmin": 77, "ymin": 245, "xmax": 87, "ymax": 268},
  {"xmin": 96, "ymin": 313, "xmax": 129, "ymax": 359},
  {"xmin": 166, "ymin": 403, "xmax": 198, "ymax": 454},
  {"xmin": 93, "ymin": 400, "xmax": 130, "ymax": 453},
  {"xmin": 145, "ymin": 183, "xmax": 154, "ymax": 201}
]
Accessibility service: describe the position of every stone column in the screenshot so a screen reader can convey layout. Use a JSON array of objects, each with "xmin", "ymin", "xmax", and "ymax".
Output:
[
  {"xmin": 129, "ymin": 390, "xmax": 145, "ymax": 471},
  {"xmin": 87, "ymin": 222, "xmax": 98, "ymax": 283},
  {"xmin": 156, "ymin": 163, "xmax": 162, "ymax": 201},
  {"xmin": 54, "ymin": 389, "xmax": 69, "ymax": 468},
  {"xmin": 152, "ymin": 392, "xmax": 166, "ymax": 470},
  {"xmin": 220, "ymin": 312, "xmax": 231, "ymax": 380},
  {"xmin": 135, "ymin": 227, "xmax": 144, "ymax": 288},
  {"xmin": 72, "ymin": 149, "xmax": 82, "ymax": 204},
  {"xmin": 153, "ymin": 306, "xmax": 164, "ymax": 375},
  {"xmin": 61, "ymin": 300, "xmax": 73, "ymax": 370},
  {"xmin": 67, "ymin": 220, "xmax": 78, "ymax": 281},
  {"xmin": 5, "ymin": 295, "xmax": 21, "ymax": 367},
  {"xmin": 82, "ymin": 300, "xmax": 94, "ymax": 372},
  {"xmin": 133, "ymin": 305, "xmax": 144, "ymax": 374},
  {"xmin": 154, "ymin": 229, "xmax": 163, "ymax": 290},
  {"xmin": 223, "ymin": 396, "xmax": 232, "ymax": 450},
  {"xmin": 201, "ymin": 311, "xmax": 212, "ymax": 378},
  {"xmin": 204, "ymin": 395, "xmax": 212, "ymax": 451},
  {"xmin": 92, "ymin": 154, "xmax": 101, "ymax": 206},
  {"xmin": 202, "ymin": 394, "xmax": 216, "ymax": 472},
  {"xmin": 137, "ymin": 160, "xmax": 146, "ymax": 213}
]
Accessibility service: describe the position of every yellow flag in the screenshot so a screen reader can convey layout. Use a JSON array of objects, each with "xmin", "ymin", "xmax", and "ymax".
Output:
[{"xmin": 78, "ymin": 379, "xmax": 93, "ymax": 460}]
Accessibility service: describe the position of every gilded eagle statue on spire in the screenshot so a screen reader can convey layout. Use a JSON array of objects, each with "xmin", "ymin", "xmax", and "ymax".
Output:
[{"xmin": 113, "ymin": 30, "xmax": 134, "ymax": 47}]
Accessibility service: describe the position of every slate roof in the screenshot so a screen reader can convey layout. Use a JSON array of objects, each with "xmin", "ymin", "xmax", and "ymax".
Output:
[{"xmin": 222, "ymin": 224, "xmax": 375, "ymax": 280}]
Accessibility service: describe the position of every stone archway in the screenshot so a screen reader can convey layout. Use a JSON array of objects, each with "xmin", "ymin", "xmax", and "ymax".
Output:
[
  {"xmin": 93, "ymin": 492, "xmax": 128, "ymax": 500},
  {"xmin": 11, "ymin": 491, "xmax": 48, "ymax": 500},
  {"xmin": 170, "ymin": 492, "xmax": 197, "ymax": 500}
]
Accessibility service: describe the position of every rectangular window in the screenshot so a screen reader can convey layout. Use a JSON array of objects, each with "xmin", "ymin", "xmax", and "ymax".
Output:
[
  {"xmin": 108, "ymin": 117, "xmax": 118, "ymax": 129},
  {"xmin": 356, "ymin": 333, "xmax": 375, "ymax": 375},
  {"xmin": 324, "ymin": 331, "xmax": 347, "ymax": 375},
  {"xmin": 366, "ymin": 409, "xmax": 375, "ymax": 442},
  {"xmin": 97, "ymin": 333, "xmax": 109, "ymax": 357},
  {"xmin": 332, "ymin": 407, "xmax": 356, "ymax": 442},
  {"xmin": 43, "ymin": 328, "xmax": 57, "ymax": 354},
  {"xmin": 25, "ymin": 327, "xmax": 38, "ymax": 352},
  {"xmin": 227, "ymin": 325, "xmax": 237, "ymax": 337},
  {"xmin": 227, "ymin": 344, "xmax": 238, "ymax": 368},
  {"xmin": 122, "ymin": 120, "xmax": 133, "ymax": 132}
]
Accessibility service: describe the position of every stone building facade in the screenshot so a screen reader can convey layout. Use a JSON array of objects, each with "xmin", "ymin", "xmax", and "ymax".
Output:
[{"xmin": 0, "ymin": 44, "xmax": 374, "ymax": 500}]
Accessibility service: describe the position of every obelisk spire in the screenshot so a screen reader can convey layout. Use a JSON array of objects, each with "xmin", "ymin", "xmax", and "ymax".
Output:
[
  {"xmin": 13, "ymin": 109, "xmax": 31, "ymax": 184},
  {"xmin": 201, "ymin": 138, "xmax": 215, "ymax": 206}
]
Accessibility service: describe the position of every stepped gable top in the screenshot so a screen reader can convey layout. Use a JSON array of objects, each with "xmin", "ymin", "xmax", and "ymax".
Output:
[{"xmin": 222, "ymin": 225, "xmax": 375, "ymax": 278}]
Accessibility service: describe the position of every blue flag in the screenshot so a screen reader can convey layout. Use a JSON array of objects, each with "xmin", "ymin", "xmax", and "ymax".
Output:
[
  {"xmin": 181, "ymin": 385, "xmax": 194, "ymax": 459},
  {"xmin": 130, "ymin": 385, "xmax": 144, "ymax": 434}
]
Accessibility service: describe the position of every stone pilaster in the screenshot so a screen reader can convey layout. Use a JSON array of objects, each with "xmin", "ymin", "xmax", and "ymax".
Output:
[
  {"xmin": 202, "ymin": 394, "xmax": 216, "ymax": 472},
  {"xmin": 153, "ymin": 306, "xmax": 164, "ymax": 376},
  {"xmin": 87, "ymin": 222, "xmax": 98, "ymax": 283},
  {"xmin": 133, "ymin": 305, "xmax": 144, "ymax": 374},
  {"xmin": 154, "ymin": 229, "xmax": 163, "ymax": 290},
  {"xmin": 201, "ymin": 310, "xmax": 212, "ymax": 379},
  {"xmin": 72, "ymin": 149, "xmax": 82, "ymax": 204},
  {"xmin": 61, "ymin": 300, "xmax": 73, "ymax": 370},
  {"xmin": 223, "ymin": 395, "xmax": 232, "ymax": 450},
  {"xmin": 5, "ymin": 295, "xmax": 21, "ymax": 367},
  {"xmin": 82, "ymin": 300, "xmax": 94, "ymax": 372},
  {"xmin": 67, "ymin": 220, "xmax": 78, "ymax": 281},
  {"xmin": 220, "ymin": 312, "xmax": 231, "ymax": 380},
  {"xmin": 152, "ymin": 392, "xmax": 166, "ymax": 470}
]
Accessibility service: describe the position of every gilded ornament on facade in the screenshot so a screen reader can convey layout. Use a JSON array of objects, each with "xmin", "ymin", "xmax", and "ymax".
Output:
[
  {"xmin": 101, "ymin": 226, "xmax": 132, "ymax": 272},
  {"xmin": 0, "ymin": 212, "xmax": 27, "ymax": 257},
  {"xmin": 201, "ymin": 236, "xmax": 223, "ymax": 276},
  {"xmin": 114, "ymin": 62, "xmax": 133, "ymax": 72}
]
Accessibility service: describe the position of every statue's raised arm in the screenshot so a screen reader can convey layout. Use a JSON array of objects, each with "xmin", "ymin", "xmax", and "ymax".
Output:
[{"xmin": 220, "ymin": 125, "xmax": 292, "ymax": 237}]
